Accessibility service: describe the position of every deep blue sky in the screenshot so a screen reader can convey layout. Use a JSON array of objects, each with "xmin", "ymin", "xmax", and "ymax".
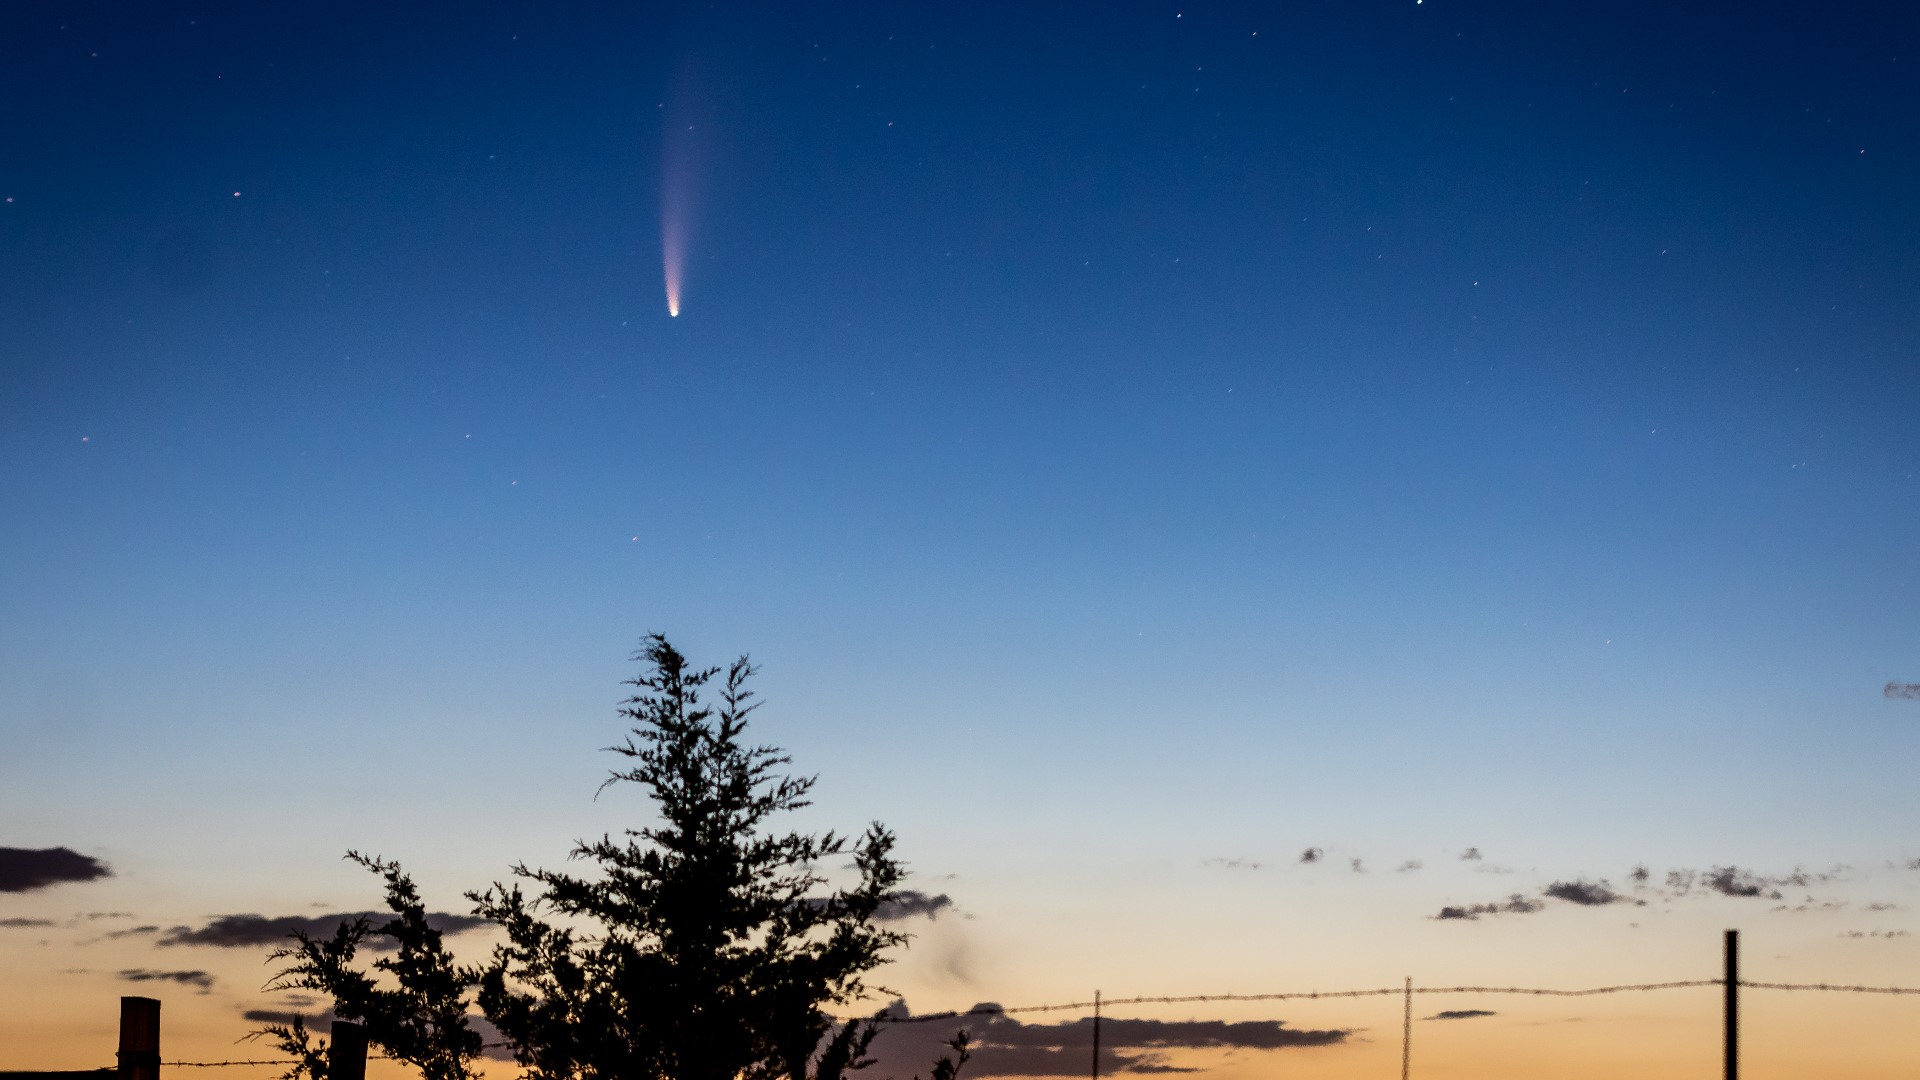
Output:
[{"xmin": 3, "ymin": 2, "xmax": 1919, "ymax": 1063}]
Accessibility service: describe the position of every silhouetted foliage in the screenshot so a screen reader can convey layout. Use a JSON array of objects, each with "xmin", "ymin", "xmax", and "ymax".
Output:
[
  {"xmin": 258, "ymin": 634, "xmax": 966, "ymax": 1080},
  {"xmin": 245, "ymin": 1015, "xmax": 332, "ymax": 1080},
  {"xmin": 264, "ymin": 852, "xmax": 484, "ymax": 1080}
]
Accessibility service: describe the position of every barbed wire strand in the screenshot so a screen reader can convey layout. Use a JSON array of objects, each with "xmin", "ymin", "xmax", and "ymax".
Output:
[
  {"xmin": 1739, "ymin": 981, "xmax": 1920, "ymax": 995},
  {"xmin": 852, "ymin": 980, "xmax": 1727, "ymax": 1023},
  {"xmin": 139, "ymin": 978, "xmax": 1920, "ymax": 1066}
]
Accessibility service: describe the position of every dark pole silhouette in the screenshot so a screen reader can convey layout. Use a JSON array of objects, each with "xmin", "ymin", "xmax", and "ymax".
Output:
[
  {"xmin": 1090, "ymin": 990, "xmax": 1101, "ymax": 1080},
  {"xmin": 1724, "ymin": 930, "xmax": 1739, "ymax": 1080},
  {"xmin": 1400, "ymin": 977, "xmax": 1412, "ymax": 1080},
  {"xmin": 116, "ymin": 997, "xmax": 159, "ymax": 1080},
  {"xmin": 329, "ymin": 1021, "xmax": 368, "ymax": 1080}
]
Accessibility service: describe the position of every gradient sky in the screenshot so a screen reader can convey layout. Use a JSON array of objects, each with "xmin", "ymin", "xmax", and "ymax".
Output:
[{"xmin": 3, "ymin": 2, "xmax": 1918, "ymax": 1076}]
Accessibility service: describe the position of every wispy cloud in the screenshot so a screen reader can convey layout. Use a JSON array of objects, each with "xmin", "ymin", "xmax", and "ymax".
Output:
[
  {"xmin": 1657, "ymin": 865, "xmax": 1825, "ymax": 901},
  {"xmin": 120, "ymin": 969, "xmax": 214, "ymax": 992},
  {"xmin": 1884, "ymin": 682, "xmax": 1920, "ymax": 700},
  {"xmin": 0, "ymin": 917, "xmax": 56, "ymax": 928},
  {"xmin": 0, "ymin": 847, "xmax": 111, "ymax": 893},
  {"xmin": 1772, "ymin": 900, "xmax": 1846, "ymax": 913},
  {"xmin": 1434, "ymin": 895, "xmax": 1544, "ymax": 920},
  {"xmin": 160, "ymin": 912, "xmax": 489, "ymax": 948},
  {"xmin": 1458, "ymin": 848, "xmax": 1483, "ymax": 861}
]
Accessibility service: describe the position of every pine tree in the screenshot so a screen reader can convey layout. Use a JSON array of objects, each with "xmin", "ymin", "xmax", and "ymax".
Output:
[{"xmin": 260, "ymin": 634, "xmax": 966, "ymax": 1080}]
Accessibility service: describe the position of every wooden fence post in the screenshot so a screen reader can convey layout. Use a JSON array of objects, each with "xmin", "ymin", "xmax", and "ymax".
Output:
[
  {"xmin": 1724, "ymin": 929, "xmax": 1739, "ymax": 1080},
  {"xmin": 116, "ymin": 997, "xmax": 160, "ymax": 1080},
  {"xmin": 328, "ymin": 1021, "xmax": 369, "ymax": 1080}
]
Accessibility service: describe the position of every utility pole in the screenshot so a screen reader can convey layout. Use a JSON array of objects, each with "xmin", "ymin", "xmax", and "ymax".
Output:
[
  {"xmin": 1090, "ymin": 990, "xmax": 1101, "ymax": 1080},
  {"xmin": 1400, "ymin": 977, "xmax": 1412, "ymax": 1080},
  {"xmin": 1724, "ymin": 930, "xmax": 1739, "ymax": 1080}
]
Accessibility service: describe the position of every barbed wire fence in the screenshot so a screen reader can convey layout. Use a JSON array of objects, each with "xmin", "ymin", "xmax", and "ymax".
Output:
[
  {"xmin": 849, "ymin": 978, "xmax": 1727, "ymax": 1024},
  {"xmin": 125, "ymin": 981, "xmax": 1920, "ymax": 1069}
]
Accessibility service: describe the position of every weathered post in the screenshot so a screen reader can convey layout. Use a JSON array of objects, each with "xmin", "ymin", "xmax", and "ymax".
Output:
[
  {"xmin": 1089, "ymin": 990, "xmax": 1101, "ymax": 1080},
  {"xmin": 1724, "ymin": 929, "xmax": 1739, "ymax": 1080},
  {"xmin": 329, "ymin": 1020, "xmax": 369, "ymax": 1080},
  {"xmin": 117, "ymin": 997, "xmax": 160, "ymax": 1080}
]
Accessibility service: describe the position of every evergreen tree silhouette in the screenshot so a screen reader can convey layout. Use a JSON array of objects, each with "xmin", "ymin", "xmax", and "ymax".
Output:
[{"xmin": 260, "ymin": 633, "xmax": 966, "ymax": 1080}]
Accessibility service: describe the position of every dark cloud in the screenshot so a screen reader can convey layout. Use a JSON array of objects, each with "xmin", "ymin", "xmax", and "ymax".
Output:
[
  {"xmin": 1542, "ymin": 880, "xmax": 1623, "ymax": 906},
  {"xmin": 1458, "ymin": 848, "xmax": 1482, "ymax": 861},
  {"xmin": 470, "ymin": 1015, "xmax": 514, "ymax": 1061},
  {"xmin": 242, "ymin": 1007, "xmax": 340, "ymax": 1030},
  {"xmin": 120, "ymin": 969, "xmax": 214, "ymax": 992},
  {"xmin": 1425, "ymin": 1010, "xmax": 1496, "ymax": 1021},
  {"xmin": 865, "ymin": 1002, "xmax": 1348, "ymax": 1078},
  {"xmin": 875, "ymin": 891, "xmax": 956, "ymax": 922},
  {"xmin": 1453, "ymin": 861, "xmax": 1847, "ymax": 914},
  {"xmin": 1703, "ymin": 867, "xmax": 1780, "ymax": 900},
  {"xmin": 1299, "ymin": 848, "xmax": 1323, "ymax": 864},
  {"xmin": 1395, "ymin": 861, "xmax": 1423, "ymax": 873},
  {"xmin": 1434, "ymin": 895, "xmax": 1544, "ymax": 921},
  {"xmin": 0, "ymin": 917, "xmax": 56, "ymax": 928},
  {"xmin": 1884, "ymin": 682, "xmax": 1920, "ymax": 700},
  {"xmin": 0, "ymin": 847, "xmax": 111, "ymax": 893},
  {"xmin": 159, "ymin": 911, "xmax": 489, "ymax": 948}
]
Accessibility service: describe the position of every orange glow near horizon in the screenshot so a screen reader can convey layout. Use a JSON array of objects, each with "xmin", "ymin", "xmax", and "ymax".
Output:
[{"xmin": 7, "ymin": 974, "xmax": 1920, "ymax": 1079}]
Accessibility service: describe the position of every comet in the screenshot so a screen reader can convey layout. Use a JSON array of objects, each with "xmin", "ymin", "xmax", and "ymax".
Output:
[
  {"xmin": 660, "ymin": 109, "xmax": 695, "ymax": 318},
  {"xmin": 661, "ymin": 156, "xmax": 688, "ymax": 317},
  {"xmin": 659, "ymin": 60, "xmax": 708, "ymax": 319},
  {"xmin": 662, "ymin": 209, "xmax": 683, "ymax": 317}
]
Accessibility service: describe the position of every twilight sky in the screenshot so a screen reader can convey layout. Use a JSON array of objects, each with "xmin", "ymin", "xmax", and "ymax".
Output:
[{"xmin": 3, "ymin": 2, "xmax": 1918, "ymax": 1076}]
